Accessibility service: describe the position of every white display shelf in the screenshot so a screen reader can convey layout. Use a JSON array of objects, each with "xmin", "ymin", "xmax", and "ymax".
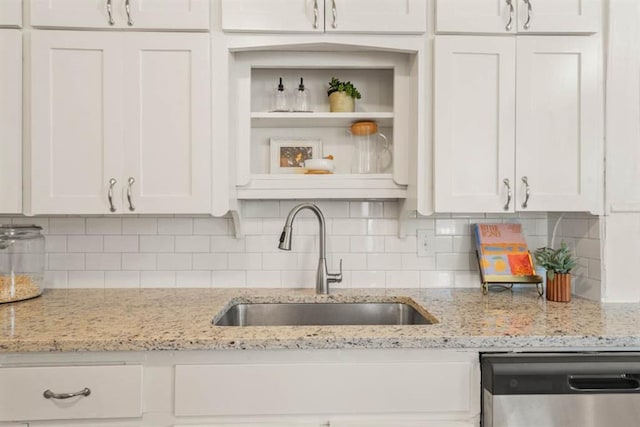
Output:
[
  {"xmin": 251, "ymin": 112, "xmax": 394, "ymax": 128},
  {"xmin": 236, "ymin": 173, "xmax": 407, "ymax": 199}
]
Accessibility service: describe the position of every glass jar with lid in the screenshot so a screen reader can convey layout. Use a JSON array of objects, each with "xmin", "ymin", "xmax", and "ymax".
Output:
[{"xmin": 0, "ymin": 225, "xmax": 45, "ymax": 303}]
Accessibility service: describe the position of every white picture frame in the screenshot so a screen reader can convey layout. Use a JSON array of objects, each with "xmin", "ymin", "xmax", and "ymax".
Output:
[{"xmin": 270, "ymin": 138, "xmax": 322, "ymax": 174}]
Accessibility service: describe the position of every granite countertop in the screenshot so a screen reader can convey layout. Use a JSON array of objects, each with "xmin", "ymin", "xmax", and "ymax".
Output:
[{"xmin": 1, "ymin": 287, "xmax": 640, "ymax": 353}]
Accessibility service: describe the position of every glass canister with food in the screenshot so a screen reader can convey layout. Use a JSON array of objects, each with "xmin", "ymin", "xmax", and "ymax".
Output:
[{"xmin": 0, "ymin": 225, "xmax": 45, "ymax": 303}]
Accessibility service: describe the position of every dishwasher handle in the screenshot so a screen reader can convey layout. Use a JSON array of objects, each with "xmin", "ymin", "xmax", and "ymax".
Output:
[{"xmin": 569, "ymin": 374, "xmax": 640, "ymax": 392}]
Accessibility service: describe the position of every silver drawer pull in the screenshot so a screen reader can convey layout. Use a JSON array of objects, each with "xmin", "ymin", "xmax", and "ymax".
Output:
[
  {"xmin": 313, "ymin": 0, "xmax": 319, "ymax": 29},
  {"xmin": 108, "ymin": 178, "xmax": 117, "ymax": 212},
  {"xmin": 127, "ymin": 176, "xmax": 136, "ymax": 212},
  {"xmin": 505, "ymin": 0, "xmax": 514, "ymax": 31},
  {"xmin": 43, "ymin": 387, "xmax": 91, "ymax": 400},
  {"xmin": 521, "ymin": 176, "xmax": 530, "ymax": 208},
  {"xmin": 106, "ymin": 0, "xmax": 115, "ymax": 25},
  {"xmin": 331, "ymin": 0, "xmax": 337, "ymax": 29},
  {"xmin": 523, "ymin": 0, "xmax": 532, "ymax": 30},
  {"xmin": 125, "ymin": 0, "xmax": 134, "ymax": 26},
  {"xmin": 503, "ymin": 178, "xmax": 512, "ymax": 211}
]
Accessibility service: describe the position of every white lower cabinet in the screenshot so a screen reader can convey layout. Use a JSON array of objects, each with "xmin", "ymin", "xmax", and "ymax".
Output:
[
  {"xmin": 0, "ymin": 350, "xmax": 480, "ymax": 426},
  {"xmin": 28, "ymin": 30, "xmax": 211, "ymax": 215},
  {"xmin": 0, "ymin": 365, "xmax": 142, "ymax": 422}
]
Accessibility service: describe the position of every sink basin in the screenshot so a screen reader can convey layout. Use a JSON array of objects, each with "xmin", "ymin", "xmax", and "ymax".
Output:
[{"xmin": 213, "ymin": 302, "xmax": 434, "ymax": 326}]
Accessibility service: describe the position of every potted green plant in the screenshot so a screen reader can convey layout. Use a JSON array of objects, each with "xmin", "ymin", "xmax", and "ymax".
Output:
[
  {"xmin": 327, "ymin": 77, "xmax": 361, "ymax": 112},
  {"xmin": 534, "ymin": 242, "xmax": 578, "ymax": 302}
]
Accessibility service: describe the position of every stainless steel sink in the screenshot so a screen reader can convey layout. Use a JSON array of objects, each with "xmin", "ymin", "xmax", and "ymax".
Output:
[{"xmin": 213, "ymin": 302, "xmax": 434, "ymax": 326}]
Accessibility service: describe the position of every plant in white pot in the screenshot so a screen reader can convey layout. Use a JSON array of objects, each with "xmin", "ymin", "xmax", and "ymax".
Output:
[
  {"xmin": 534, "ymin": 242, "xmax": 578, "ymax": 302},
  {"xmin": 327, "ymin": 77, "xmax": 361, "ymax": 112}
]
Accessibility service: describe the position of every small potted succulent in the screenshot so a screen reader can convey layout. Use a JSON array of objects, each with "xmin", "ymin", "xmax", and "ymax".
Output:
[
  {"xmin": 534, "ymin": 242, "xmax": 578, "ymax": 302},
  {"xmin": 327, "ymin": 77, "xmax": 361, "ymax": 112}
]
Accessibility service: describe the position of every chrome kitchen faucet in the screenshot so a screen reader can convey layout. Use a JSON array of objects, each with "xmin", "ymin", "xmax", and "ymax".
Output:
[{"xmin": 278, "ymin": 203, "xmax": 342, "ymax": 294}]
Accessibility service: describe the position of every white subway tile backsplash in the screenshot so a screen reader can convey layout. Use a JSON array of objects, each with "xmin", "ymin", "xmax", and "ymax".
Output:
[
  {"xmin": 193, "ymin": 218, "xmax": 230, "ymax": 235},
  {"xmin": 246, "ymin": 270, "xmax": 281, "ymax": 288},
  {"xmin": 211, "ymin": 236, "xmax": 245, "ymax": 253},
  {"xmin": 86, "ymin": 218, "xmax": 122, "ymax": 235},
  {"xmin": 104, "ymin": 271, "xmax": 140, "ymax": 288},
  {"xmin": 122, "ymin": 218, "xmax": 158, "ymax": 235},
  {"xmin": 141, "ymin": 271, "xmax": 176, "ymax": 288},
  {"xmin": 85, "ymin": 253, "xmax": 121, "ymax": 270},
  {"xmin": 24, "ymin": 203, "xmax": 600, "ymax": 293},
  {"xmin": 175, "ymin": 236, "xmax": 210, "ymax": 253},
  {"xmin": 350, "ymin": 236, "xmax": 385, "ymax": 253},
  {"xmin": 212, "ymin": 271, "xmax": 246, "ymax": 288},
  {"xmin": 140, "ymin": 236, "xmax": 174, "ymax": 253},
  {"xmin": 386, "ymin": 270, "xmax": 420, "ymax": 288},
  {"xmin": 104, "ymin": 236, "xmax": 139, "ymax": 253},
  {"xmin": 158, "ymin": 218, "xmax": 193, "ymax": 235},
  {"xmin": 122, "ymin": 253, "xmax": 157, "ymax": 271},
  {"xmin": 49, "ymin": 253, "xmax": 85, "ymax": 270},
  {"xmin": 68, "ymin": 271, "xmax": 104, "ymax": 288},
  {"xmin": 67, "ymin": 236, "xmax": 103, "ymax": 253},
  {"xmin": 228, "ymin": 253, "xmax": 262, "ymax": 270},
  {"xmin": 49, "ymin": 218, "xmax": 85, "ymax": 235},
  {"xmin": 157, "ymin": 254, "xmax": 192, "ymax": 271},
  {"xmin": 192, "ymin": 253, "xmax": 227, "ymax": 271},
  {"xmin": 367, "ymin": 253, "xmax": 402, "ymax": 270},
  {"xmin": 177, "ymin": 271, "xmax": 212, "ymax": 288}
]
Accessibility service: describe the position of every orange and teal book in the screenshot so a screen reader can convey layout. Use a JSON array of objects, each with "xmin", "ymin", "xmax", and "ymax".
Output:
[{"xmin": 473, "ymin": 223, "xmax": 542, "ymax": 284}]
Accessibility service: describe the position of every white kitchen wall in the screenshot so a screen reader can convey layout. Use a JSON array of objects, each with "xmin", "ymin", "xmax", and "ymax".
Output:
[
  {"xmin": 4, "ymin": 201, "xmax": 554, "ymax": 290},
  {"xmin": 547, "ymin": 213, "xmax": 602, "ymax": 300}
]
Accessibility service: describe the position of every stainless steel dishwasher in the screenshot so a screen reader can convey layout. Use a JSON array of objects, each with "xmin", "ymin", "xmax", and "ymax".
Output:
[{"xmin": 481, "ymin": 352, "xmax": 640, "ymax": 427}]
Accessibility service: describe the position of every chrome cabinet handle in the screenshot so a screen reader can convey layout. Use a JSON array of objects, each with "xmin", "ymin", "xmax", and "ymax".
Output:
[
  {"xmin": 108, "ymin": 178, "xmax": 117, "ymax": 212},
  {"xmin": 125, "ymin": 0, "xmax": 134, "ymax": 26},
  {"xmin": 127, "ymin": 177, "xmax": 136, "ymax": 212},
  {"xmin": 44, "ymin": 388, "xmax": 91, "ymax": 400},
  {"xmin": 331, "ymin": 0, "xmax": 337, "ymax": 29},
  {"xmin": 505, "ymin": 0, "xmax": 514, "ymax": 31},
  {"xmin": 503, "ymin": 178, "xmax": 512, "ymax": 211},
  {"xmin": 313, "ymin": 0, "xmax": 319, "ymax": 29},
  {"xmin": 521, "ymin": 176, "xmax": 530, "ymax": 208},
  {"xmin": 106, "ymin": 0, "xmax": 115, "ymax": 25},
  {"xmin": 523, "ymin": 0, "xmax": 532, "ymax": 30}
]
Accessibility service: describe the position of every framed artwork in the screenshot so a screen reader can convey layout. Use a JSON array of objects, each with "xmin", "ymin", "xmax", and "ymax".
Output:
[{"xmin": 270, "ymin": 138, "xmax": 322, "ymax": 174}]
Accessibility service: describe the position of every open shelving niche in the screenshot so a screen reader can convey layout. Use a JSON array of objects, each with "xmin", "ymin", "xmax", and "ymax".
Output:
[{"xmin": 212, "ymin": 36, "xmax": 428, "ymax": 237}]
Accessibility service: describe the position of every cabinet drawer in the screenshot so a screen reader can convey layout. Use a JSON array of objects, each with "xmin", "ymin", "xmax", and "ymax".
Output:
[
  {"xmin": 176, "ymin": 361, "xmax": 475, "ymax": 417},
  {"xmin": 0, "ymin": 365, "xmax": 142, "ymax": 421}
]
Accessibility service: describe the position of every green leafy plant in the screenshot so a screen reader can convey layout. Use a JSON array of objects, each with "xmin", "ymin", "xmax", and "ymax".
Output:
[
  {"xmin": 327, "ymin": 77, "xmax": 361, "ymax": 99},
  {"xmin": 533, "ymin": 242, "xmax": 578, "ymax": 281}
]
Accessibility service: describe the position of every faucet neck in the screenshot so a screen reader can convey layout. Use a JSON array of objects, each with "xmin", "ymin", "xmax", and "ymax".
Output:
[{"xmin": 283, "ymin": 203, "xmax": 326, "ymax": 258}]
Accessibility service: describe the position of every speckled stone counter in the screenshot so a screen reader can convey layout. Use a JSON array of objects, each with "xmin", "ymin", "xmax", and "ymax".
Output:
[{"xmin": 1, "ymin": 287, "xmax": 640, "ymax": 352}]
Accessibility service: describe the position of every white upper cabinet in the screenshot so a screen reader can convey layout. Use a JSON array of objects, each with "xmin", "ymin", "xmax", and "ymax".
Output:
[
  {"xmin": 0, "ymin": 0, "xmax": 22, "ymax": 27},
  {"xmin": 434, "ymin": 35, "xmax": 602, "ymax": 213},
  {"xmin": 0, "ymin": 30, "xmax": 22, "ymax": 213},
  {"xmin": 28, "ymin": 31, "xmax": 211, "ymax": 215},
  {"xmin": 30, "ymin": 0, "xmax": 210, "ymax": 30},
  {"xmin": 222, "ymin": 0, "xmax": 426, "ymax": 34},
  {"xmin": 435, "ymin": 0, "xmax": 601, "ymax": 34}
]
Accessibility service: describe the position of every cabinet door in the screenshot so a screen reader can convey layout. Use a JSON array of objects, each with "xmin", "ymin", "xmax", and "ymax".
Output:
[
  {"xmin": 434, "ymin": 36, "xmax": 516, "ymax": 213},
  {"xmin": 221, "ymin": 0, "xmax": 323, "ymax": 33},
  {"xmin": 326, "ymin": 0, "xmax": 427, "ymax": 34},
  {"xmin": 0, "ymin": 0, "xmax": 22, "ymax": 27},
  {"xmin": 30, "ymin": 0, "xmax": 209, "ymax": 30},
  {"xmin": 0, "ymin": 30, "xmax": 21, "ymax": 213},
  {"xmin": 29, "ymin": 31, "xmax": 124, "ymax": 214},
  {"xmin": 516, "ymin": 0, "xmax": 601, "ymax": 33},
  {"xmin": 435, "ymin": 0, "xmax": 514, "ymax": 34},
  {"xmin": 516, "ymin": 36, "xmax": 602, "ymax": 212},
  {"xmin": 122, "ymin": 33, "xmax": 211, "ymax": 214}
]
